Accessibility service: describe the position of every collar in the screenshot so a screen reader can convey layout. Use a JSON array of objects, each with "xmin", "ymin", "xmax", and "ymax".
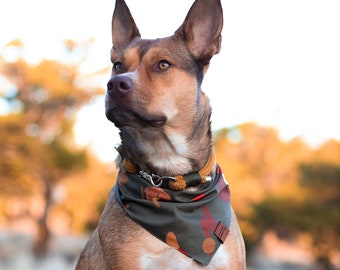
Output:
[
  {"xmin": 116, "ymin": 145, "xmax": 216, "ymax": 191},
  {"xmin": 114, "ymin": 165, "xmax": 231, "ymax": 266}
]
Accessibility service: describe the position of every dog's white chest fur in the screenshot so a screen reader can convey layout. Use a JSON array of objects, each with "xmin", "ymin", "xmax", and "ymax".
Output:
[
  {"xmin": 141, "ymin": 130, "xmax": 192, "ymax": 174},
  {"xmin": 139, "ymin": 238, "xmax": 230, "ymax": 270}
]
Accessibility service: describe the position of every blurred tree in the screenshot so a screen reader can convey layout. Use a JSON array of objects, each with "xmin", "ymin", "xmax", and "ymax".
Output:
[
  {"xmin": 0, "ymin": 40, "xmax": 102, "ymax": 256},
  {"xmin": 252, "ymin": 161, "xmax": 340, "ymax": 270},
  {"xmin": 298, "ymin": 162, "xmax": 340, "ymax": 270},
  {"xmin": 56, "ymin": 156, "xmax": 116, "ymax": 233}
]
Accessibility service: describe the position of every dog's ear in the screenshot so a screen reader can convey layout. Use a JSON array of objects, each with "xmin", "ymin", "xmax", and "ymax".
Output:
[
  {"xmin": 175, "ymin": 0, "xmax": 223, "ymax": 65},
  {"xmin": 112, "ymin": 0, "xmax": 141, "ymax": 53}
]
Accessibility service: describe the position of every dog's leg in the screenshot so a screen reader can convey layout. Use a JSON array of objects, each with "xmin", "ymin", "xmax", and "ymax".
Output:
[{"xmin": 75, "ymin": 228, "xmax": 106, "ymax": 270}]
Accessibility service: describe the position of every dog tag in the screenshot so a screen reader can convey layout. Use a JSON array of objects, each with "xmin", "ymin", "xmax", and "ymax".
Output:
[{"xmin": 214, "ymin": 221, "xmax": 229, "ymax": 243}]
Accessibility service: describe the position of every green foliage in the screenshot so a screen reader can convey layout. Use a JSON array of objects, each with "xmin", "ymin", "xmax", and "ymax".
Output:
[
  {"xmin": 299, "ymin": 163, "xmax": 340, "ymax": 204},
  {"xmin": 0, "ymin": 40, "xmax": 95, "ymax": 194},
  {"xmin": 253, "ymin": 197, "xmax": 340, "ymax": 235},
  {"xmin": 251, "ymin": 162, "xmax": 340, "ymax": 267},
  {"xmin": 0, "ymin": 115, "xmax": 36, "ymax": 196},
  {"xmin": 49, "ymin": 140, "xmax": 88, "ymax": 171}
]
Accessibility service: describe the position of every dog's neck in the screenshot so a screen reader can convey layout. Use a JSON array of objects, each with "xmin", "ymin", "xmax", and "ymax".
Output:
[{"xmin": 118, "ymin": 91, "xmax": 213, "ymax": 177}]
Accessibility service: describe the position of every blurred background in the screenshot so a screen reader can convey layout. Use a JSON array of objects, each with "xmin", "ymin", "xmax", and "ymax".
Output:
[{"xmin": 0, "ymin": 0, "xmax": 339, "ymax": 269}]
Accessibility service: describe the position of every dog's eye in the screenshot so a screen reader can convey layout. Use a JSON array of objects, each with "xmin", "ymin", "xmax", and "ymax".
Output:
[
  {"xmin": 113, "ymin": 61, "xmax": 124, "ymax": 72},
  {"xmin": 158, "ymin": 60, "xmax": 171, "ymax": 70}
]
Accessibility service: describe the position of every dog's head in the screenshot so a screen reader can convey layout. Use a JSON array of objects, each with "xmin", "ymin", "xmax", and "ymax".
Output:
[{"xmin": 105, "ymin": 0, "xmax": 223, "ymax": 175}]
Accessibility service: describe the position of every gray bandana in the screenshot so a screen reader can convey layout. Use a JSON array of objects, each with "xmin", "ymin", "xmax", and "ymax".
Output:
[{"xmin": 114, "ymin": 165, "xmax": 231, "ymax": 266}]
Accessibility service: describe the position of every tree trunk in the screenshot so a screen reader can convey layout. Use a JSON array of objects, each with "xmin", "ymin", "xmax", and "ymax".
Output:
[
  {"xmin": 33, "ymin": 179, "xmax": 52, "ymax": 257},
  {"xmin": 316, "ymin": 256, "xmax": 333, "ymax": 270}
]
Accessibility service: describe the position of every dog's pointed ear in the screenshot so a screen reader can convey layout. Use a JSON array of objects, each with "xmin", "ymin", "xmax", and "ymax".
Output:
[
  {"xmin": 175, "ymin": 0, "xmax": 223, "ymax": 64},
  {"xmin": 112, "ymin": 0, "xmax": 141, "ymax": 53}
]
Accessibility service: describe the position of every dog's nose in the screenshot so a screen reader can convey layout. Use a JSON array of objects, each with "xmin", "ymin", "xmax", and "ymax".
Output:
[{"xmin": 107, "ymin": 76, "xmax": 133, "ymax": 97}]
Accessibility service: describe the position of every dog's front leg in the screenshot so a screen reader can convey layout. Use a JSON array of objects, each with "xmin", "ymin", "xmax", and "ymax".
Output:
[{"xmin": 75, "ymin": 228, "xmax": 106, "ymax": 270}]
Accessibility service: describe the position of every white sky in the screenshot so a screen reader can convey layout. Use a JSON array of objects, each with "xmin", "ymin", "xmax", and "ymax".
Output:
[{"xmin": 1, "ymin": 0, "xmax": 340, "ymax": 162}]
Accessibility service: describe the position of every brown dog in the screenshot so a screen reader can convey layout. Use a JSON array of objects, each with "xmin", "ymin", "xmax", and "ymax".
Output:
[{"xmin": 76, "ymin": 0, "xmax": 246, "ymax": 269}]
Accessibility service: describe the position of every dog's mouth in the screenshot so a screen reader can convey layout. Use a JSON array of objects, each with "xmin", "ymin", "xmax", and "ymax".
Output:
[{"xmin": 106, "ymin": 107, "xmax": 167, "ymax": 128}]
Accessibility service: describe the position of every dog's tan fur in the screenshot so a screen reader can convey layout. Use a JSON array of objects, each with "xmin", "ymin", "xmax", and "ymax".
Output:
[{"xmin": 76, "ymin": 0, "xmax": 246, "ymax": 269}]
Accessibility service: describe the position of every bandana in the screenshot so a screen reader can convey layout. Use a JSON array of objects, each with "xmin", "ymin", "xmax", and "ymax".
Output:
[{"xmin": 114, "ymin": 165, "xmax": 231, "ymax": 266}]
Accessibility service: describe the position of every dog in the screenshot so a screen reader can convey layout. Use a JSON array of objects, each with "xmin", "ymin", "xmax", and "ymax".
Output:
[{"xmin": 75, "ymin": 0, "xmax": 246, "ymax": 269}]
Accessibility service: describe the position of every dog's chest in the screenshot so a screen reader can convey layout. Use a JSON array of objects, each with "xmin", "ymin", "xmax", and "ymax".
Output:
[{"xmin": 137, "ymin": 235, "xmax": 230, "ymax": 270}]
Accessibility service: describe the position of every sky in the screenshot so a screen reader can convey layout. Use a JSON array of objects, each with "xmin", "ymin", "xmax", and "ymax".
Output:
[{"xmin": 1, "ymin": 0, "xmax": 340, "ymax": 162}]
